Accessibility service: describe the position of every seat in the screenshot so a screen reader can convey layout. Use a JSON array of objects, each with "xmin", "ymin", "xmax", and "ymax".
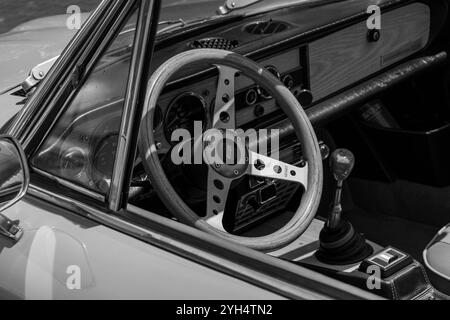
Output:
[{"xmin": 423, "ymin": 224, "xmax": 450, "ymax": 296}]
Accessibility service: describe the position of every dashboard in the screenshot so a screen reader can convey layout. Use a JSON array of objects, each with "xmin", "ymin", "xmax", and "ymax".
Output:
[
  {"xmin": 31, "ymin": 0, "xmax": 435, "ymax": 210},
  {"xmin": 152, "ymin": 2, "xmax": 430, "ymax": 155},
  {"xmin": 153, "ymin": 46, "xmax": 309, "ymax": 155}
]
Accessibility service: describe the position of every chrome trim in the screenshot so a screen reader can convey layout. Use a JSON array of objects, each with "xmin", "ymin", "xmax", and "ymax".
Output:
[
  {"xmin": 22, "ymin": 56, "xmax": 60, "ymax": 93},
  {"xmin": 108, "ymin": 0, "xmax": 158, "ymax": 211},
  {"xmin": 245, "ymin": 88, "xmax": 258, "ymax": 105},
  {"xmin": 217, "ymin": 0, "xmax": 262, "ymax": 15},
  {"xmin": 28, "ymin": 182, "xmax": 380, "ymax": 300},
  {"xmin": 32, "ymin": 167, "xmax": 105, "ymax": 202}
]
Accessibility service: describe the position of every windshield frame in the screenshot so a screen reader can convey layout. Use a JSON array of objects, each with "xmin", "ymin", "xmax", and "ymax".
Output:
[{"xmin": 155, "ymin": 0, "xmax": 348, "ymax": 38}]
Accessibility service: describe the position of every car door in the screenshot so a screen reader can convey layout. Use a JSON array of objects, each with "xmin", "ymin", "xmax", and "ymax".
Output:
[{"xmin": 0, "ymin": 0, "xmax": 286, "ymax": 299}]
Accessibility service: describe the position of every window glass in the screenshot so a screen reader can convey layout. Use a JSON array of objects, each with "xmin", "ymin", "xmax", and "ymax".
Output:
[{"xmin": 32, "ymin": 9, "xmax": 138, "ymax": 195}]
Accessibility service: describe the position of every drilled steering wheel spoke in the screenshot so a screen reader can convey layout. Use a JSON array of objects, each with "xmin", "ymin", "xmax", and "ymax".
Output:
[
  {"xmin": 203, "ymin": 167, "xmax": 233, "ymax": 232},
  {"xmin": 212, "ymin": 65, "xmax": 236, "ymax": 130},
  {"xmin": 248, "ymin": 151, "xmax": 308, "ymax": 190}
]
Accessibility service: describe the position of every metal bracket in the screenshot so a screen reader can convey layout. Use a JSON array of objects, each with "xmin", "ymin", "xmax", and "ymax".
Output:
[
  {"xmin": 21, "ymin": 56, "xmax": 59, "ymax": 93},
  {"xmin": 0, "ymin": 214, "xmax": 23, "ymax": 241},
  {"xmin": 217, "ymin": 0, "xmax": 262, "ymax": 15}
]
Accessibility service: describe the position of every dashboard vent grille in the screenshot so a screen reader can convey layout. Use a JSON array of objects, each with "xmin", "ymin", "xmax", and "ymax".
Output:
[
  {"xmin": 243, "ymin": 20, "xmax": 289, "ymax": 35},
  {"xmin": 190, "ymin": 38, "xmax": 239, "ymax": 50}
]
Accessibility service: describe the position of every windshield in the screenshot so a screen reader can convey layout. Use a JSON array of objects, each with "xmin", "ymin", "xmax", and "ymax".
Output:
[{"xmin": 158, "ymin": 0, "xmax": 331, "ymax": 32}]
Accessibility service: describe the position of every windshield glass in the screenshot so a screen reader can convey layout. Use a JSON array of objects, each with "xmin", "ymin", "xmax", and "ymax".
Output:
[{"xmin": 158, "ymin": 0, "xmax": 321, "ymax": 32}]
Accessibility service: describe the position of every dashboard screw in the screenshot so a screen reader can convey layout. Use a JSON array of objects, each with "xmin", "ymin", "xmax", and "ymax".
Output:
[
  {"xmin": 299, "ymin": 160, "xmax": 306, "ymax": 168},
  {"xmin": 234, "ymin": 169, "xmax": 239, "ymax": 175},
  {"xmin": 220, "ymin": 111, "xmax": 230, "ymax": 123}
]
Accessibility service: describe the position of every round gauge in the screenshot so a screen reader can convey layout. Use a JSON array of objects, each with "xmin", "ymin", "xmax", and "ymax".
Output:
[
  {"xmin": 93, "ymin": 133, "xmax": 119, "ymax": 176},
  {"xmin": 60, "ymin": 147, "xmax": 87, "ymax": 178},
  {"xmin": 164, "ymin": 92, "xmax": 207, "ymax": 142},
  {"xmin": 245, "ymin": 88, "xmax": 258, "ymax": 106},
  {"xmin": 282, "ymin": 74, "xmax": 295, "ymax": 90},
  {"xmin": 259, "ymin": 65, "xmax": 280, "ymax": 99}
]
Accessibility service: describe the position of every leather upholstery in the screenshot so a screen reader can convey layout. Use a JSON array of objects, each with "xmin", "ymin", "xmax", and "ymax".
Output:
[{"xmin": 424, "ymin": 224, "xmax": 450, "ymax": 295}]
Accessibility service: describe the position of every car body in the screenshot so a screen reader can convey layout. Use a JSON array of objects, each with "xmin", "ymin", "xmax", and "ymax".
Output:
[{"xmin": 0, "ymin": 0, "xmax": 448, "ymax": 300}]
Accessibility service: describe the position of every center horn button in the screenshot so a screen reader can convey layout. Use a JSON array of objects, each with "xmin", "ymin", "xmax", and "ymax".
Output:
[{"xmin": 204, "ymin": 131, "xmax": 249, "ymax": 179}]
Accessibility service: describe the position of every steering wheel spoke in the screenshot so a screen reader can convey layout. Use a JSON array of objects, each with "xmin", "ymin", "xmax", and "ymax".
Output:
[
  {"xmin": 248, "ymin": 151, "xmax": 308, "ymax": 190},
  {"xmin": 203, "ymin": 168, "xmax": 233, "ymax": 232},
  {"xmin": 212, "ymin": 65, "xmax": 237, "ymax": 130}
]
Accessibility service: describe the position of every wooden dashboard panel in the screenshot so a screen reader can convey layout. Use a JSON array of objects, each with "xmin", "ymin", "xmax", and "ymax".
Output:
[{"xmin": 309, "ymin": 3, "xmax": 430, "ymax": 101}]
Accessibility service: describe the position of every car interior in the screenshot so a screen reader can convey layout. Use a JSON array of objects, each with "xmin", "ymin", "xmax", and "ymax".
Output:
[{"xmin": 24, "ymin": 0, "xmax": 450, "ymax": 299}]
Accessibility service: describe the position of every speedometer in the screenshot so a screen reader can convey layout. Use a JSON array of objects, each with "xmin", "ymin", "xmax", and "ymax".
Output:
[
  {"xmin": 60, "ymin": 147, "xmax": 87, "ymax": 178},
  {"xmin": 164, "ymin": 92, "xmax": 207, "ymax": 143}
]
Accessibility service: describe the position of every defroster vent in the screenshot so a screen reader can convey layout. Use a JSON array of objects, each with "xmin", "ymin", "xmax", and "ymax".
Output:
[{"xmin": 190, "ymin": 37, "xmax": 239, "ymax": 50}]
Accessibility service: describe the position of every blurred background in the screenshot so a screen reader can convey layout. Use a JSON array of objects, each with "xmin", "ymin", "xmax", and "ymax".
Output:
[{"xmin": 0, "ymin": 0, "xmax": 101, "ymax": 34}]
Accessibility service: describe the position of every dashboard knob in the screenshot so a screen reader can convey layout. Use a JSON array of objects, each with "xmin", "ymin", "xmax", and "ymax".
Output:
[
  {"xmin": 282, "ymin": 74, "xmax": 295, "ymax": 90},
  {"xmin": 367, "ymin": 29, "xmax": 381, "ymax": 42},
  {"xmin": 254, "ymin": 105, "xmax": 265, "ymax": 117},
  {"xmin": 296, "ymin": 89, "xmax": 313, "ymax": 107}
]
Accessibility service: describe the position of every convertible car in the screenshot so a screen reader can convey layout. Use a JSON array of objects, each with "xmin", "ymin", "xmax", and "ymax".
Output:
[{"xmin": 0, "ymin": 0, "xmax": 449, "ymax": 300}]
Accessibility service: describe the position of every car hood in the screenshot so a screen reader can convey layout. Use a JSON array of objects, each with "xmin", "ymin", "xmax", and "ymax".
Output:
[
  {"xmin": 0, "ymin": 1, "xmax": 217, "ymax": 128},
  {"xmin": 0, "ymin": 0, "xmax": 215, "ymax": 92},
  {"xmin": 0, "ymin": 13, "xmax": 91, "ymax": 93}
]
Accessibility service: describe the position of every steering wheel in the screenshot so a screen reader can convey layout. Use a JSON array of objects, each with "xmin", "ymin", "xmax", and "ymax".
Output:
[{"xmin": 139, "ymin": 49, "xmax": 323, "ymax": 251}]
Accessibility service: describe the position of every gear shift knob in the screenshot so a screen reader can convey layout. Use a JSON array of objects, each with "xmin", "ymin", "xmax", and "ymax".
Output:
[
  {"xmin": 327, "ymin": 149, "xmax": 355, "ymax": 229},
  {"xmin": 317, "ymin": 148, "xmax": 373, "ymax": 264},
  {"xmin": 330, "ymin": 149, "xmax": 355, "ymax": 183}
]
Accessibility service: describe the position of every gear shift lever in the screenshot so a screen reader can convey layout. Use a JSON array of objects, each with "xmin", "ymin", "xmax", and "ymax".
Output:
[
  {"xmin": 328, "ymin": 149, "xmax": 355, "ymax": 229},
  {"xmin": 315, "ymin": 149, "xmax": 373, "ymax": 265}
]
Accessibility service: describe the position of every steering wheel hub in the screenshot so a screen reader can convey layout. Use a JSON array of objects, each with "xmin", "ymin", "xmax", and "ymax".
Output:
[{"xmin": 204, "ymin": 130, "xmax": 249, "ymax": 179}]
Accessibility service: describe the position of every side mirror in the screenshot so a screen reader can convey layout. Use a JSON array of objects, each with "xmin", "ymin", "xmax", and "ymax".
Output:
[{"xmin": 0, "ymin": 135, "xmax": 29, "ymax": 241}]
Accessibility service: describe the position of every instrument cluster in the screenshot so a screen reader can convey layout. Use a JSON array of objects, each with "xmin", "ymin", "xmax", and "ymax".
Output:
[{"xmin": 152, "ymin": 46, "xmax": 309, "ymax": 152}]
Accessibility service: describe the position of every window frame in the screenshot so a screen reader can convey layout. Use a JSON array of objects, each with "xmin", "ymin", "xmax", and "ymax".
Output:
[
  {"xmin": 8, "ymin": 0, "xmax": 159, "ymax": 208},
  {"xmin": 108, "ymin": 0, "xmax": 161, "ymax": 210}
]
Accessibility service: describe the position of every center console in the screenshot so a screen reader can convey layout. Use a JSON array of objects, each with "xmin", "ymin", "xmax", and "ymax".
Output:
[{"xmin": 270, "ymin": 148, "xmax": 440, "ymax": 300}]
